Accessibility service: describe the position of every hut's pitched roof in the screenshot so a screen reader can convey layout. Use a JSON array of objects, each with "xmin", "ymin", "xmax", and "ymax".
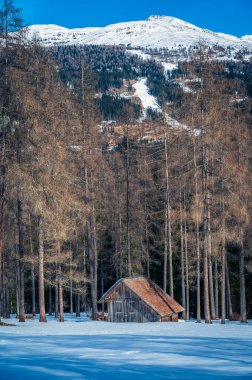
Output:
[{"xmin": 99, "ymin": 276, "xmax": 184, "ymax": 317}]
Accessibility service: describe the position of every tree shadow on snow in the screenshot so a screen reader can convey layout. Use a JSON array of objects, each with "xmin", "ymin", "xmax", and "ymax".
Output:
[{"xmin": 0, "ymin": 334, "xmax": 252, "ymax": 380}]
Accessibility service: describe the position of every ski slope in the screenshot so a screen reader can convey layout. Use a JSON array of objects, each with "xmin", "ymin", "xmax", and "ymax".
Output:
[
  {"xmin": 0, "ymin": 314, "xmax": 252, "ymax": 379},
  {"xmin": 132, "ymin": 78, "xmax": 161, "ymax": 114}
]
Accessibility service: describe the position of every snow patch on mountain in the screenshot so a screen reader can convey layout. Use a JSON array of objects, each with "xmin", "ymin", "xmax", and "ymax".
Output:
[
  {"xmin": 127, "ymin": 49, "xmax": 178, "ymax": 77},
  {"xmin": 26, "ymin": 24, "xmax": 101, "ymax": 45},
  {"xmin": 241, "ymin": 35, "xmax": 252, "ymax": 43},
  {"xmin": 132, "ymin": 78, "xmax": 161, "ymax": 116},
  {"xmin": 161, "ymin": 62, "xmax": 178, "ymax": 72},
  {"xmin": 124, "ymin": 79, "xmax": 192, "ymax": 132},
  {"xmin": 128, "ymin": 50, "xmax": 152, "ymax": 61},
  {"xmin": 164, "ymin": 113, "xmax": 189, "ymax": 131}
]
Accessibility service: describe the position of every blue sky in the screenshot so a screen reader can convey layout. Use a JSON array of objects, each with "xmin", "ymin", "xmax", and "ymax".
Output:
[{"xmin": 14, "ymin": 0, "xmax": 252, "ymax": 37}]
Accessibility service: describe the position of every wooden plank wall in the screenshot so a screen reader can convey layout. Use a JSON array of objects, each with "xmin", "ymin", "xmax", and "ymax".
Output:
[{"xmin": 107, "ymin": 282, "xmax": 160, "ymax": 322}]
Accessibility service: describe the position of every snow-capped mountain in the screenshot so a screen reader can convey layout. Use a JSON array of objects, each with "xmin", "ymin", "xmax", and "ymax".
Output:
[{"xmin": 27, "ymin": 15, "xmax": 252, "ymax": 52}]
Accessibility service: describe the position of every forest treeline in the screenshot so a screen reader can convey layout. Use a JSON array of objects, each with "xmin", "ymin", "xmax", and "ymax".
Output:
[{"xmin": 0, "ymin": 1, "xmax": 251, "ymax": 325}]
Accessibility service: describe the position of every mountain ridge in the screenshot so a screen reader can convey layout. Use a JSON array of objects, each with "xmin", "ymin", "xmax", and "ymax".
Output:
[{"xmin": 27, "ymin": 15, "xmax": 252, "ymax": 56}]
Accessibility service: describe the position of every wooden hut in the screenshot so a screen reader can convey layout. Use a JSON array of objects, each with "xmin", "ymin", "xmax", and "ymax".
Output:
[{"xmin": 99, "ymin": 276, "xmax": 184, "ymax": 322}]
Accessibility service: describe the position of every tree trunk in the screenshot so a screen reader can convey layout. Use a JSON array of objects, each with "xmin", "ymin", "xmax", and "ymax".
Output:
[
  {"xmin": 101, "ymin": 259, "xmax": 105, "ymax": 316},
  {"xmin": 57, "ymin": 242, "xmax": 64, "ymax": 323},
  {"xmin": 214, "ymin": 257, "xmax": 219, "ymax": 319},
  {"xmin": 164, "ymin": 135, "xmax": 173, "ymax": 297},
  {"xmin": 184, "ymin": 218, "xmax": 189, "ymax": 320},
  {"xmin": 4, "ymin": 263, "xmax": 10, "ymax": 318},
  {"xmin": 6, "ymin": 283, "xmax": 10, "ymax": 318},
  {"xmin": 29, "ymin": 226, "xmax": 36, "ymax": 316},
  {"xmin": 87, "ymin": 215, "xmax": 97, "ymax": 319},
  {"xmin": 38, "ymin": 217, "xmax": 47, "ymax": 322},
  {"xmin": 221, "ymin": 166, "xmax": 226, "ymax": 325},
  {"xmin": 2, "ymin": 258, "xmax": 6, "ymax": 318},
  {"xmin": 70, "ymin": 284, "xmax": 73, "ymax": 314},
  {"xmin": 209, "ymin": 254, "xmax": 216, "ymax": 320},
  {"xmin": 17, "ymin": 196, "xmax": 25, "ymax": 322},
  {"xmin": 1, "ymin": 257, "xmax": 5, "ymax": 318},
  {"xmin": 83, "ymin": 245, "xmax": 87, "ymax": 310},
  {"xmin": 15, "ymin": 242, "xmax": 20, "ymax": 318},
  {"xmin": 225, "ymin": 259, "xmax": 233, "ymax": 320},
  {"xmin": 239, "ymin": 242, "xmax": 247, "ymax": 323},
  {"xmin": 70, "ymin": 251, "xmax": 73, "ymax": 314},
  {"xmin": 88, "ymin": 205, "xmax": 98, "ymax": 319},
  {"xmin": 145, "ymin": 220, "xmax": 150, "ymax": 279},
  {"xmin": 76, "ymin": 294, "xmax": 80, "ymax": 317},
  {"xmin": 85, "ymin": 165, "xmax": 98, "ymax": 320},
  {"xmin": 55, "ymin": 253, "xmax": 59, "ymax": 318},
  {"xmin": 193, "ymin": 134, "xmax": 201, "ymax": 323},
  {"xmin": 55, "ymin": 283, "xmax": 59, "ymax": 319},
  {"xmin": 31, "ymin": 262, "xmax": 36, "ymax": 316},
  {"xmin": 144, "ymin": 186, "xmax": 150, "ymax": 279},
  {"xmin": 125, "ymin": 130, "xmax": 132, "ymax": 276},
  {"xmin": 202, "ymin": 146, "xmax": 211, "ymax": 324},
  {"xmin": 237, "ymin": 116, "xmax": 247, "ymax": 324},
  {"xmin": 48, "ymin": 286, "xmax": 52, "ymax": 316},
  {"xmin": 183, "ymin": 191, "xmax": 189, "ymax": 320},
  {"xmin": 119, "ymin": 213, "xmax": 122, "ymax": 279},
  {"xmin": 2, "ymin": 258, "xmax": 10, "ymax": 318},
  {"xmin": 221, "ymin": 238, "xmax": 226, "ymax": 324},
  {"xmin": 180, "ymin": 192, "xmax": 186, "ymax": 320},
  {"xmin": 163, "ymin": 206, "xmax": 168, "ymax": 293},
  {"xmin": 207, "ymin": 187, "xmax": 216, "ymax": 320},
  {"xmin": 0, "ymin": 167, "xmax": 4, "ymax": 321},
  {"xmin": 58, "ymin": 283, "xmax": 64, "ymax": 321},
  {"xmin": 0, "ymin": 112, "xmax": 6, "ymax": 322}
]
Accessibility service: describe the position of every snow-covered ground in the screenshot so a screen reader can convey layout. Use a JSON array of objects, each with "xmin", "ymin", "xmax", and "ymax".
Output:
[
  {"xmin": 127, "ymin": 50, "xmax": 178, "ymax": 78},
  {"xmin": 132, "ymin": 78, "xmax": 161, "ymax": 117},
  {"xmin": 126, "ymin": 79, "xmax": 198, "ymax": 134},
  {"xmin": 164, "ymin": 113, "xmax": 189, "ymax": 131},
  {"xmin": 0, "ymin": 314, "xmax": 252, "ymax": 379},
  {"xmin": 128, "ymin": 49, "xmax": 152, "ymax": 61}
]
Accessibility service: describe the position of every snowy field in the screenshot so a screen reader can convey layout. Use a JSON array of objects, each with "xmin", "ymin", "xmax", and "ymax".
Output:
[{"xmin": 0, "ymin": 314, "xmax": 252, "ymax": 380}]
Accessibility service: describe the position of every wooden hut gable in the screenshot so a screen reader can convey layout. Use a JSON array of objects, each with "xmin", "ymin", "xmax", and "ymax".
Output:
[{"xmin": 99, "ymin": 276, "xmax": 184, "ymax": 322}]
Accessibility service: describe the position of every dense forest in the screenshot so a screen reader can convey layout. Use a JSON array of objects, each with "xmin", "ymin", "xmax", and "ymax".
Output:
[{"xmin": 0, "ymin": 0, "xmax": 251, "ymax": 327}]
